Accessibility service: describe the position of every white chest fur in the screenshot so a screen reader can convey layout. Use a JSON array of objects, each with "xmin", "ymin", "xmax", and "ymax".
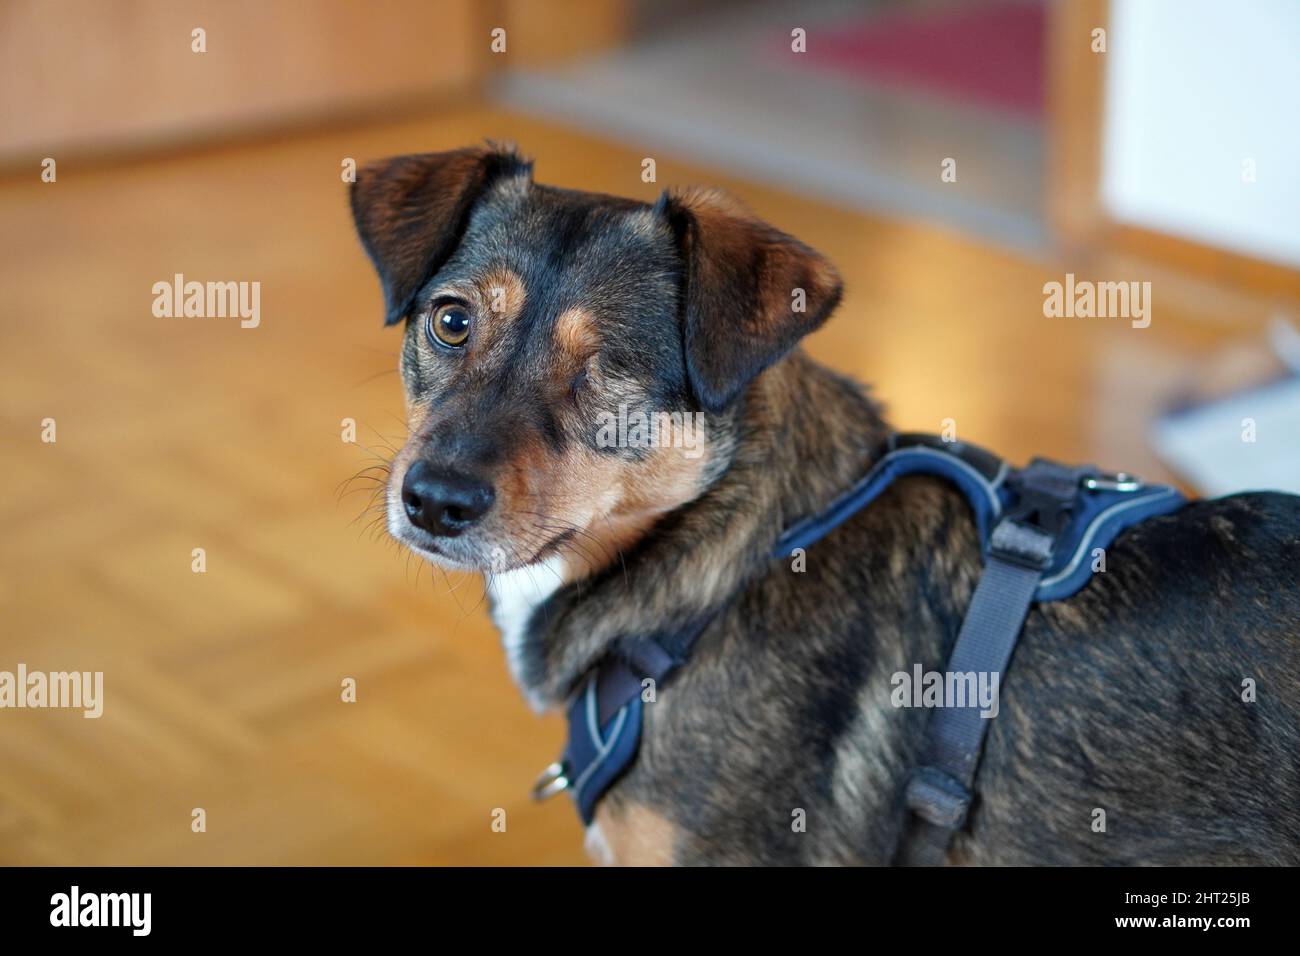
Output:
[{"xmin": 487, "ymin": 554, "xmax": 567, "ymax": 706}]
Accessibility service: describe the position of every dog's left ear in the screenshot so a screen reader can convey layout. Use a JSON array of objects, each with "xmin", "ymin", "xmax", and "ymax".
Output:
[
  {"xmin": 659, "ymin": 187, "xmax": 842, "ymax": 413},
  {"xmin": 350, "ymin": 144, "xmax": 533, "ymax": 326}
]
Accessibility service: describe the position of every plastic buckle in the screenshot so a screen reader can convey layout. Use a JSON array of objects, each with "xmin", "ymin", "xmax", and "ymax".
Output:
[{"xmin": 1004, "ymin": 459, "xmax": 1083, "ymax": 540}]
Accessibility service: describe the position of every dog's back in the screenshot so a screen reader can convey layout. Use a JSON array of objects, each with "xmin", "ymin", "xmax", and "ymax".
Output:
[
  {"xmin": 620, "ymin": 476, "xmax": 1300, "ymax": 865},
  {"xmin": 965, "ymin": 490, "xmax": 1300, "ymax": 864}
]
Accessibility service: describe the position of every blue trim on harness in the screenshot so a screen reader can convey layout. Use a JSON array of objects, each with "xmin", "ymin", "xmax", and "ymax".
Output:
[
  {"xmin": 564, "ymin": 674, "xmax": 641, "ymax": 823},
  {"xmin": 772, "ymin": 436, "xmax": 1186, "ymax": 602},
  {"xmin": 539, "ymin": 434, "xmax": 1187, "ymax": 830},
  {"xmin": 773, "ymin": 443, "xmax": 1007, "ymax": 556}
]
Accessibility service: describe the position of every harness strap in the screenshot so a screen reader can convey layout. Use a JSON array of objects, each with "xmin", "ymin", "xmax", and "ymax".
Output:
[
  {"xmin": 896, "ymin": 459, "xmax": 1082, "ymax": 865},
  {"xmin": 532, "ymin": 621, "xmax": 712, "ymax": 824},
  {"xmin": 533, "ymin": 436, "xmax": 1187, "ymax": 849}
]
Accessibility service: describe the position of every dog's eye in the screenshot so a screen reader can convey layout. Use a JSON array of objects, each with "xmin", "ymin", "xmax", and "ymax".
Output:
[{"xmin": 427, "ymin": 303, "xmax": 471, "ymax": 348}]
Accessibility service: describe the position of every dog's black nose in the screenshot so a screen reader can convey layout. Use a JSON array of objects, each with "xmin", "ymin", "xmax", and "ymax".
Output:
[{"xmin": 401, "ymin": 460, "xmax": 494, "ymax": 537}]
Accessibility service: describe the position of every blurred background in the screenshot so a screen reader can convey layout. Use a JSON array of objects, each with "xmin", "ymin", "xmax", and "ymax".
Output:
[{"xmin": 1, "ymin": 0, "xmax": 1297, "ymax": 865}]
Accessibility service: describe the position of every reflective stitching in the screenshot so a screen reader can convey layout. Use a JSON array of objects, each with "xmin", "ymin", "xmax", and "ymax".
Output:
[
  {"xmin": 572, "ymin": 680, "xmax": 629, "ymax": 800},
  {"xmin": 1036, "ymin": 488, "xmax": 1181, "ymax": 593}
]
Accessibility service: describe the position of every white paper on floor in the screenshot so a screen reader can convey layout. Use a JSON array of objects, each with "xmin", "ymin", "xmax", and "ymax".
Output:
[{"xmin": 1152, "ymin": 376, "xmax": 1300, "ymax": 496}]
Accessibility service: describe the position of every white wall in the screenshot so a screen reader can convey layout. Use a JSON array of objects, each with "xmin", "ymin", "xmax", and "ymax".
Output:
[{"xmin": 1101, "ymin": 0, "xmax": 1300, "ymax": 267}]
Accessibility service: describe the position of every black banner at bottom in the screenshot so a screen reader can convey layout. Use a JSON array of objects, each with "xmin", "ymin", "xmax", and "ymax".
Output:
[{"xmin": 0, "ymin": 865, "xmax": 1282, "ymax": 941}]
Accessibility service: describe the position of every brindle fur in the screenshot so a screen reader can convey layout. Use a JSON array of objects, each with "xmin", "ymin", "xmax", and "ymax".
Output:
[{"xmin": 352, "ymin": 144, "xmax": 1300, "ymax": 865}]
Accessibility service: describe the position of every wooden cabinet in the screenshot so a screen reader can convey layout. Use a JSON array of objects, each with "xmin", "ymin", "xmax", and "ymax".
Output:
[{"xmin": 0, "ymin": 0, "xmax": 488, "ymax": 161}]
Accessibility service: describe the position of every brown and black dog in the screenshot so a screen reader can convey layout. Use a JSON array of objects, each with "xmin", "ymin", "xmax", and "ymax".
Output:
[{"xmin": 350, "ymin": 143, "xmax": 1300, "ymax": 866}]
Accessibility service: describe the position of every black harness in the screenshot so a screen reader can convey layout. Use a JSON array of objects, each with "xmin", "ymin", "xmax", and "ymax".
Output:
[{"xmin": 530, "ymin": 433, "xmax": 1186, "ymax": 863}]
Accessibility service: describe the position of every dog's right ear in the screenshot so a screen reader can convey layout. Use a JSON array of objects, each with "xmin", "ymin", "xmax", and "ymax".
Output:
[{"xmin": 350, "ymin": 145, "xmax": 532, "ymax": 326}]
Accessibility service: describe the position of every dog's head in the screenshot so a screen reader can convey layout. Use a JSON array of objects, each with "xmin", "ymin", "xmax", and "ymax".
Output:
[{"xmin": 350, "ymin": 144, "xmax": 841, "ymax": 574}]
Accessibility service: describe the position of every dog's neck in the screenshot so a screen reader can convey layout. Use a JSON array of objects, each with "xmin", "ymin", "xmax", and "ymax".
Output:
[{"xmin": 490, "ymin": 351, "xmax": 891, "ymax": 711}]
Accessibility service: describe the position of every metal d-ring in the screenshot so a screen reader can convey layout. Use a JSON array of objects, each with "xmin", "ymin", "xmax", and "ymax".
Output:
[
  {"xmin": 1082, "ymin": 472, "xmax": 1143, "ymax": 493},
  {"xmin": 531, "ymin": 761, "xmax": 571, "ymax": 801}
]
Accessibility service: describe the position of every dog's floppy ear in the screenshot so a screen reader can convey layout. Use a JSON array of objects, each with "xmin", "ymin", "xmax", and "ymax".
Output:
[
  {"xmin": 350, "ymin": 144, "xmax": 532, "ymax": 325},
  {"xmin": 659, "ymin": 187, "xmax": 842, "ymax": 413}
]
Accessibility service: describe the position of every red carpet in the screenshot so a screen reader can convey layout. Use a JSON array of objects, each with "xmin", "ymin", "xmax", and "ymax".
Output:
[{"xmin": 782, "ymin": 1, "xmax": 1045, "ymax": 118}]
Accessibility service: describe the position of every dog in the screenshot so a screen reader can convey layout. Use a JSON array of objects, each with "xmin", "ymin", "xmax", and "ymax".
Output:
[{"xmin": 350, "ymin": 143, "xmax": 1300, "ymax": 866}]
